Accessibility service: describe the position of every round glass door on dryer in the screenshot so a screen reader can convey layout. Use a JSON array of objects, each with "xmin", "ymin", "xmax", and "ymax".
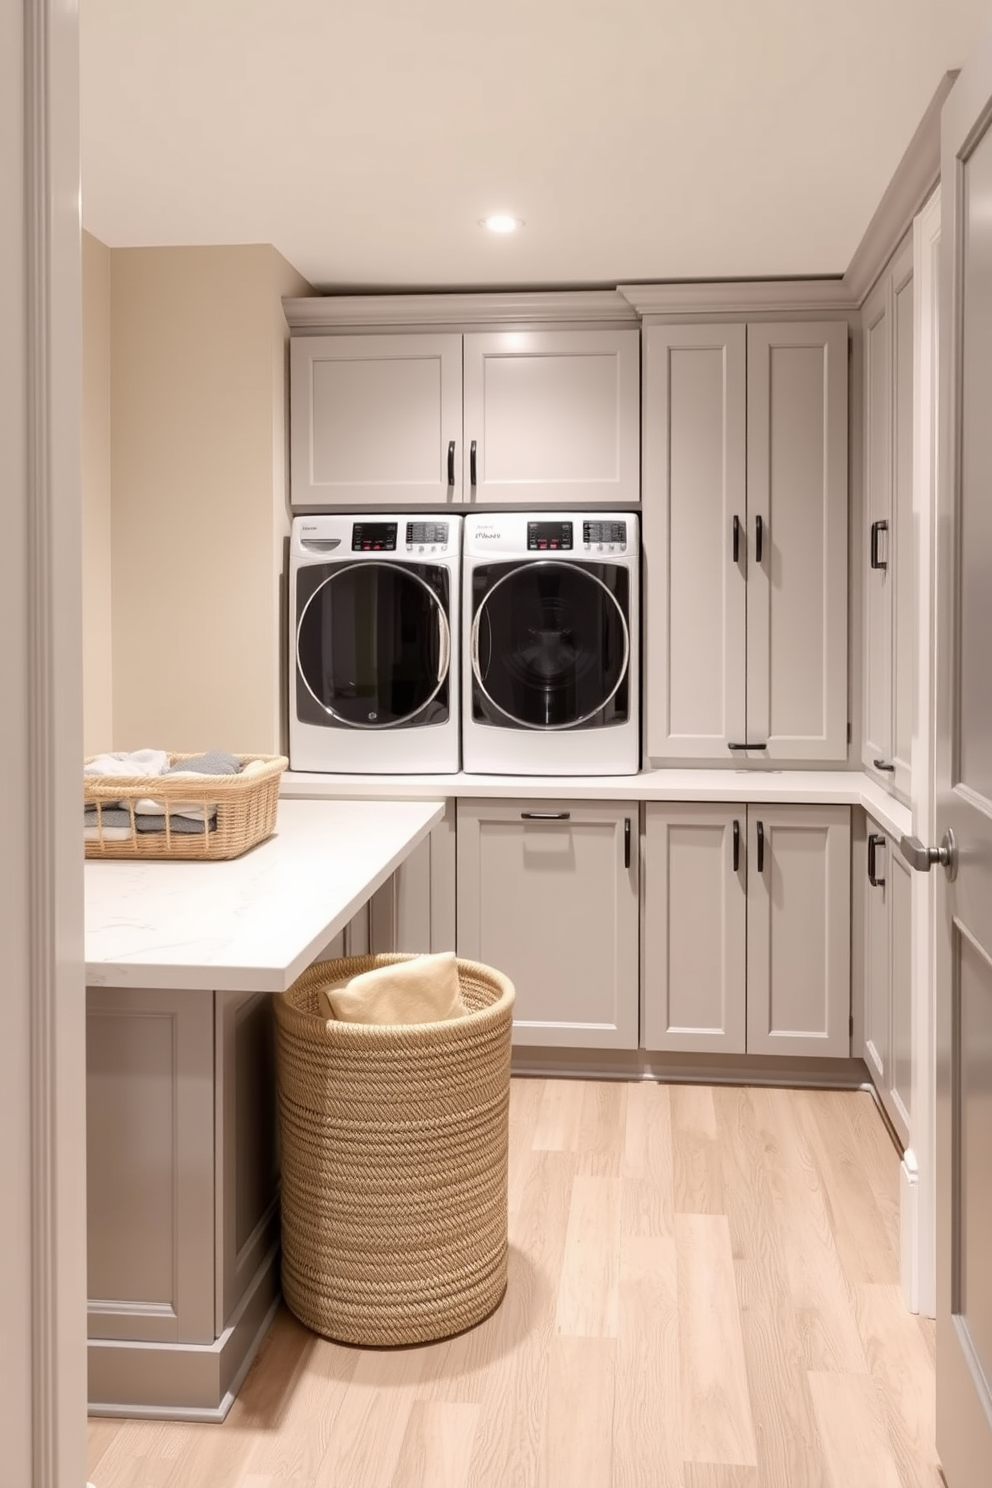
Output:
[
  {"xmin": 462, "ymin": 512, "xmax": 639, "ymax": 775},
  {"xmin": 289, "ymin": 513, "xmax": 461, "ymax": 773}
]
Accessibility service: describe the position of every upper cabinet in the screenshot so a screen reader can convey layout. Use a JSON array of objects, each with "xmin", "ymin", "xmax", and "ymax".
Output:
[
  {"xmin": 290, "ymin": 327, "xmax": 641, "ymax": 511},
  {"xmin": 861, "ymin": 236, "xmax": 915, "ymax": 799},
  {"xmin": 291, "ymin": 333, "xmax": 463, "ymax": 508},
  {"xmin": 642, "ymin": 320, "xmax": 849, "ymax": 764}
]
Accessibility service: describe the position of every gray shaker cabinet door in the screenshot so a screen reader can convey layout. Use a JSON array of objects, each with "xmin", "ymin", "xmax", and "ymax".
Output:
[
  {"xmin": 290, "ymin": 332, "xmax": 464, "ymax": 509},
  {"xmin": 642, "ymin": 324, "xmax": 747, "ymax": 760},
  {"xmin": 641, "ymin": 803, "xmax": 747, "ymax": 1053},
  {"xmin": 461, "ymin": 329, "xmax": 640, "ymax": 507},
  {"xmin": 86, "ymin": 986, "xmax": 215, "ymax": 1345},
  {"xmin": 746, "ymin": 805, "xmax": 851, "ymax": 1058},
  {"xmin": 455, "ymin": 798, "xmax": 639, "ymax": 1049},
  {"xmin": 862, "ymin": 273, "xmax": 894, "ymax": 774},
  {"xmin": 861, "ymin": 234, "xmax": 915, "ymax": 800},
  {"xmin": 746, "ymin": 322, "xmax": 849, "ymax": 761}
]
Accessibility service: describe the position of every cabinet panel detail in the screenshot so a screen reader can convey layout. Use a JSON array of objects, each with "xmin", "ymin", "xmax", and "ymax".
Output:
[
  {"xmin": 642, "ymin": 804, "xmax": 746, "ymax": 1052},
  {"xmin": 462, "ymin": 329, "xmax": 640, "ymax": 506},
  {"xmin": 86, "ymin": 987, "xmax": 215, "ymax": 1345},
  {"xmin": 746, "ymin": 805, "xmax": 851, "ymax": 1058},
  {"xmin": 456, "ymin": 799, "xmax": 638, "ymax": 1049},
  {"xmin": 643, "ymin": 325, "xmax": 746, "ymax": 759},
  {"xmin": 746, "ymin": 322, "xmax": 849, "ymax": 760}
]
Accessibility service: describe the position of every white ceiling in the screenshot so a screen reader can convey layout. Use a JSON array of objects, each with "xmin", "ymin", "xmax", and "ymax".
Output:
[{"xmin": 80, "ymin": 0, "xmax": 992, "ymax": 292}]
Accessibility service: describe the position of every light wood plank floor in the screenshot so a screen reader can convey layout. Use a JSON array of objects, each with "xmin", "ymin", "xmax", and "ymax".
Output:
[{"xmin": 87, "ymin": 1080, "xmax": 941, "ymax": 1488}]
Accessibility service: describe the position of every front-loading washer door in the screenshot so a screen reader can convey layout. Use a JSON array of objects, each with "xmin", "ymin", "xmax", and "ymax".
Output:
[
  {"xmin": 295, "ymin": 561, "xmax": 451, "ymax": 729},
  {"xmin": 471, "ymin": 560, "xmax": 630, "ymax": 730}
]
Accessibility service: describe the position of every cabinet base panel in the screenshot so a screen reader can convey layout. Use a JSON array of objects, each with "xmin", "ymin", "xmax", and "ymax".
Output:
[
  {"xmin": 87, "ymin": 1241, "xmax": 280, "ymax": 1422},
  {"xmin": 511, "ymin": 1045, "xmax": 870, "ymax": 1088}
]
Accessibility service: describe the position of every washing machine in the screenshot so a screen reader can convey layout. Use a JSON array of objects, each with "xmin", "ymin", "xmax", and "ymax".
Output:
[
  {"xmin": 289, "ymin": 513, "xmax": 461, "ymax": 773},
  {"xmin": 462, "ymin": 511, "xmax": 639, "ymax": 775}
]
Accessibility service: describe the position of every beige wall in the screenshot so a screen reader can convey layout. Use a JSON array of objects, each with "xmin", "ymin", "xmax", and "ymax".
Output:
[
  {"xmin": 82, "ymin": 230, "xmax": 114, "ymax": 754},
  {"xmin": 107, "ymin": 244, "xmax": 309, "ymax": 753}
]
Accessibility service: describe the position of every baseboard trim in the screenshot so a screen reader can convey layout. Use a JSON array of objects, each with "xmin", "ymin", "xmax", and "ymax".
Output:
[
  {"xmin": 87, "ymin": 1241, "xmax": 281, "ymax": 1421},
  {"xmin": 510, "ymin": 1047, "xmax": 869, "ymax": 1088}
]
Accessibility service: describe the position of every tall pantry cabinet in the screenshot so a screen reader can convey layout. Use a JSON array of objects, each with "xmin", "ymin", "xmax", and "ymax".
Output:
[{"xmin": 641, "ymin": 320, "xmax": 849, "ymax": 763}]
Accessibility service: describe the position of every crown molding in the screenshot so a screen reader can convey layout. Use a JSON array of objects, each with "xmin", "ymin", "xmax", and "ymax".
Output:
[
  {"xmin": 842, "ymin": 72, "xmax": 955, "ymax": 307},
  {"xmin": 284, "ymin": 289, "xmax": 639, "ymax": 331},
  {"xmin": 617, "ymin": 278, "xmax": 856, "ymax": 317}
]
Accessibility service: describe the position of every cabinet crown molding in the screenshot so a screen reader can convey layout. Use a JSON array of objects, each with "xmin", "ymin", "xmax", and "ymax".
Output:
[
  {"xmin": 284, "ymin": 289, "xmax": 639, "ymax": 331},
  {"xmin": 619, "ymin": 279, "xmax": 857, "ymax": 317}
]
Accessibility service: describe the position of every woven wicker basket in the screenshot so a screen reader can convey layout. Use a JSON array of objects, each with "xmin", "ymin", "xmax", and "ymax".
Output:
[
  {"xmin": 274, "ymin": 953, "xmax": 515, "ymax": 1348},
  {"xmin": 83, "ymin": 753, "xmax": 287, "ymax": 861}
]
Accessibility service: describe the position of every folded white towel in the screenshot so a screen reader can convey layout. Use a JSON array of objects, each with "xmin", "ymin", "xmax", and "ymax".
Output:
[
  {"xmin": 84, "ymin": 749, "xmax": 170, "ymax": 778},
  {"xmin": 83, "ymin": 824, "xmax": 133, "ymax": 841},
  {"xmin": 318, "ymin": 952, "xmax": 466, "ymax": 1025},
  {"xmin": 131, "ymin": 796, "xmax": 217, "ymax": 822}
]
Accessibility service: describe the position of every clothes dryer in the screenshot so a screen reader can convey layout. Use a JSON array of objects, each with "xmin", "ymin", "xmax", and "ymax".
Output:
[
  {"xmin": 289, "ymin": 513, "xmax": 461, "ymax": 773},
  {"xmin": 462, "ymin": 512, "xmax": 639, "ymax": 775}
]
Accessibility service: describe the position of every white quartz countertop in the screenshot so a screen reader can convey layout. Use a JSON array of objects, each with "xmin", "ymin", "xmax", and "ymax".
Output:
[
  {"xmin": 84, "ymin": 797, "xmax": 444, "ymax": 993},
  {"xmin": 280, "ymin": 768, "xmax": 914, "ymax": 841}
]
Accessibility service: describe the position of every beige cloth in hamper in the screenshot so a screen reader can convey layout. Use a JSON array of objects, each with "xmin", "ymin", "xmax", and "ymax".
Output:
[{"xmin": 317, "ymin": 952, "xmax": 466, "ymax": 1025}]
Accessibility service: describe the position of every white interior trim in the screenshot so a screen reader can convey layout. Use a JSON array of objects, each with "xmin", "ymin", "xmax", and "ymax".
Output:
[
  {"xmin": 2, "ymin": 0, "xmax": 87, "ymax": 1481},
  {"xmin": 909, "ymin": 185, "xmax": 941, "ymax": 1319}
]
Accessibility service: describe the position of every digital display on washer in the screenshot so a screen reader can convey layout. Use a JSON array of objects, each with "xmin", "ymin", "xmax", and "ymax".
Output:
[
  {"xmin": 352, "ymin": 522, "xmax": 398, "ymax": 552},
  {"xmin": 405, "ymin": 521, "xmax": 449, "ymax": 545},
  {"xmin": 527, "ymin": 521, "xmax": 573, "ymax": 551},
  {"xmin": 583, "ymin": 520, "xmax": 627, "ymax": 544}
]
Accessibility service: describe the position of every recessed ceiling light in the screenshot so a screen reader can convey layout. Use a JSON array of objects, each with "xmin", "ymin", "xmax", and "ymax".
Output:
[{"xmin": 479, "ymin": 214, "xmax": 524, "ymax": 234}]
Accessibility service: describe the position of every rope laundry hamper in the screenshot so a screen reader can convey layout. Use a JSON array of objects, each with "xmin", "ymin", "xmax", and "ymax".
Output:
[{"xmin": 274, "ymin": 953, "xmax": 515, "ymax": 1347}]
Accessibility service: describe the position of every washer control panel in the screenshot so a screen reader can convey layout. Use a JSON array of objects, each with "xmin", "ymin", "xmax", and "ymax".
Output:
[
  {"xmin": 404, "ymin": 520, "xmax": 451, "ymax": 555},
  {"xmin": 582, "ymin": 519, "xmax": 628, "ymax": 553}
]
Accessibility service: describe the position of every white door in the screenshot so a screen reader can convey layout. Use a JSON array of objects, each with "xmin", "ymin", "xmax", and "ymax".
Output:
[
  {"xmin": 461, "ymin": 329, "xmax": 640, "ymax": 506},
  {"xmin": 641, "ymin": 324, "xmax": 747, "ymax": 760},
  {"xmin": 290, "ymin": 333, "xmax": 463, "ymax": 508},
  {"xmin": 930, "ymin": 36, "xmax": 992, "ymax": 1486}
]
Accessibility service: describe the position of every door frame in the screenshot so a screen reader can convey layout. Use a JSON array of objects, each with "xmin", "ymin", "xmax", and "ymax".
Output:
[{"xmin": 2, "ymin": 0, "xmax": 88, "ymax": 1482}]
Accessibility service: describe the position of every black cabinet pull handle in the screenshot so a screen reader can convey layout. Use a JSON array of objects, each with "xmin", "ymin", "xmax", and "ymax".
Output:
[
  {"xmin": 755, "ymin": 514, "xmax": 764, "ymax": 564},
  {"xmin": 756, "ymin": 820, "xmax": 765, "ymax": 874},
  {"xmin": 870, "ymin": 519, "xmax": 888, "ymax": 570},
  {"xmin": 728, "ymin": 742, "xmax": 768, "ymax": 751},
  {"xmin": 624, "ymin": 817, "xmax": 631, "ymax": 870},
  {"xmin": 868, "ymin": 833, "xmax": 886, "ymax": 888},
  {"xmin": 470, "ymin": 439, "xmax": 478, "ymax": 487},
  {"xmin": 447, "ymin": 440, "xmax": 455, "ymax": 486},
  {"xmin": 521, "ymin": 811, "xmax": 570, "ymax": 820},
  {"xmin": 733, "ymin": 819, "xmax": 740, "ymax": 873},
  {"xmin": 733, "ymin": 515, "xmax": 741, "ymax": 563},
  {"xmin": 873, "ymin": 759, "xmax": 895, "ymax": 772}
]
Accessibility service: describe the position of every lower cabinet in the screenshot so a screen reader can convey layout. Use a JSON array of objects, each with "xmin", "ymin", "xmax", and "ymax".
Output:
[
  {"xmin": 85, "ymin": 985, "xmax": 280, "ymax": 1416},
  {"xmin": 862, "ymin": 817, "xmax": 912, "ymax": 1145},
  {"xmin": 643, "ymin": 803, "xmax": 851, "ymax": 1057},
  {"xmin": 456, "ymin": 798, "xmax": 639, "ymax": 1049}
]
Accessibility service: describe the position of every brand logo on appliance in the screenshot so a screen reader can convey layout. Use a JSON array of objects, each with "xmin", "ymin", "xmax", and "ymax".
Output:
[
  {"xmin": 301, "ymin": 524, "xmax": 318, "ymax": 531},
  {"xmin": 476, "ymin": 526, "xmax": 502, "ymax": 540}
]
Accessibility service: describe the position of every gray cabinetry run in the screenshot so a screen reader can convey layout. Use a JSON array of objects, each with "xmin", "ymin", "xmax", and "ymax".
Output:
[{"xmin": 643, "ymin": 803, "xmax": 851, "ymax": 1058}]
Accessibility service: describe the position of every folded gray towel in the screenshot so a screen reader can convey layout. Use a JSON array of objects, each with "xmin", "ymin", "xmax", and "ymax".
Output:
[
  {"xmin": 165, "ymin": 750, "xmax": 241, "ymax": 776},
  {"xmin": 84, "ymin": 806, "xmax": 214, "ymax": 835}
]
